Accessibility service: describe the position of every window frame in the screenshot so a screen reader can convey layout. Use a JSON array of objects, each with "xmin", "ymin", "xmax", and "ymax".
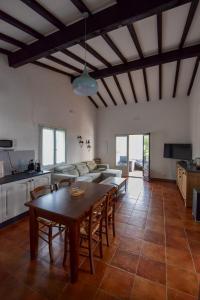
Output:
[{"xmin": 39, "ymin": 125, "xmax": 67, "ymax": 167}]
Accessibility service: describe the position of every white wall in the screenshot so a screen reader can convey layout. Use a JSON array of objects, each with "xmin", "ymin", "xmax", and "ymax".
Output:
[
  {"xmin": 190, "ymin": 68, "xmax": 200, "ymax": 159},
  {"xmin": 0, "ymin": 55, "xmax": 97, "ymax": 164},
  {"xmin": 96, "ymin": 97, "xmax": 191, "ymax": 180}
]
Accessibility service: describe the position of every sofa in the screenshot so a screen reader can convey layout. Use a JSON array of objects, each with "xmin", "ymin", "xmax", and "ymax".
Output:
[{"xmin": 51, "ymin": 160, "xmax": 122, "ymax": 184}]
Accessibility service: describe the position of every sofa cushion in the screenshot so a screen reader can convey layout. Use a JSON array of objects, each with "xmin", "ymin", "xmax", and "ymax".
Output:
[
  {"xmin": 54, "ymin": 164, "xmax": 79, "ymax": 176},
  {"xmin": 86, "ymin": 161, "xmax": 97, "ymax": 172},
  {"xmin": 76, "ymin": 175, "xmax": 93, "ymax": 182},
  {"xmin": 75, "ymin": 163, "xmax": 89, "ymax": 176},
  {"xmin": 87, "ymin": 172, "xmax": 101, "ymax": 181}
]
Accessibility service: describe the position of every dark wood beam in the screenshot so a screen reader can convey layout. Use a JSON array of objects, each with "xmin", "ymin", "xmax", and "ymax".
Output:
[
  {"xmin": 47, "ymin": 55, "xmax": 82, "ymax": 73},
  {"xmin": 101, "ymin": 33, "xmax": 126, "ymax": 63},
  {"xmin": 32, "ymin": 61, "xmax": 71, "ymax": 76},
  {"xmin": 172, "ymin": 0, "xmax": 199, "ymax": 97},
  {"xmin": 88, "ymin": 96, "xmax": 99, "ymax": 108},
  {"xmin": 0, "ymin": 33, "xmax": 26, "ymax": 48},
  {"xmin": 89, "ymin": 43, "xmax": 200, "ymax": 79},
  {"xmin": 187, "ymin": 57, "xmax": 200, "ymax": 95},
  {"xmin": 113, "ymin": 75, "xmax": 127, "ymax": 105},
  {"xmin": 128, "ymin": 72, "xmax": 138, "ymax": 103},
  {"xmin": 61, "ymin": 49, "xmax": 97, "ymax": 71},
  {"xmin": 127, "ymin": 24, "xmax": 150, "ymax": 101},
  {"xmin": 102, "ymin": 33, "xmax": 138, "ymax": 103},
  {"xmin": 97, "ymin": 92, "xmax": 108, "ymax": 107},
  {"xmin": 101, "ymin": 78, "xmax": 117, "ymax": 106},
  {"xmin": 0, "ymin": 48, "xmax": 11, "ymax": 55},
  {"xmin": 157, "ymin": 13, "xmax": 162, "ymax": 99},
  {"xmin": 70, "ymin": 0, "xmax": 91, "ymax": 15},
  {"xmin": 0, "ymin": 9, "xmax": 43, "ymax": 39},
  {"xmin": 9, "ymin": 0, "xmax": 191, "ymax": 67},
  {"xmin": 80, "ymin": 42, "xmax": 127, "ymax": 105},
  {"xmin": 20, "ymin": 0, "xmax": 66, "ymax": 30}
]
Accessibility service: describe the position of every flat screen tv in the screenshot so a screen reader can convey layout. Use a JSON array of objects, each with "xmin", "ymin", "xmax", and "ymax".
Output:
[{"xmin": 164, "ymin": 144, "xmax": 192, "ymax": 160}]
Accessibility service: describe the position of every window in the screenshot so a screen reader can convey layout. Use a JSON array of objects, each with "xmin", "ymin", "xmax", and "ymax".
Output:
[{"xmin": 40, "ymin": 126, "xmax": 66, "ymax": 166}]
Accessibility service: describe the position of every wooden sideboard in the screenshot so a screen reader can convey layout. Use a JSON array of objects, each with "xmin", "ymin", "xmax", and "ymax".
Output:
[{"xmin": 176, "ymin": 162, "xmax": 200, "ymax": 207}]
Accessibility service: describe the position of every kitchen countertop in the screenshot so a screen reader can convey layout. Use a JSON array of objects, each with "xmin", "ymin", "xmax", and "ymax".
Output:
[
  {"xmin": 0, "ymin": 170, "xmax": 51, "ymax": 185},
  {"xmin": 177, "ymin": 161, "xmax": 200, "ymax": 173}
]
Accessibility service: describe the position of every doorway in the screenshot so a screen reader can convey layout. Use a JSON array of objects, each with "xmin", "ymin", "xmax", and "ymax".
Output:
[{"xmin": 115, "ymin": 134, "xmax": 150, "ymax": 180}]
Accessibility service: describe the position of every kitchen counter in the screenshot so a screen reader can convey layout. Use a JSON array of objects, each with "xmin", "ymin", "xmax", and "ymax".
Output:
[
  {"xmin": 0, "ymin": 170, "xmax": 51, "ymax": 185},
  {"xmin": 177, "ymin": 161, "xmax": 200, "ymax": 173}
]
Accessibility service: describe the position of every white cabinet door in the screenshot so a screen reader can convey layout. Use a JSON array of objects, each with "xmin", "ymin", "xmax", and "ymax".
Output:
[
  {"xmin": 1, "ymin": 179, "xmax": 31, "ymax": 222},
  {"xmin": 0, "ymin": 185, "xmax": 3, "ymax": 223},
  {"xmin": 32, "ymin": 173, "xmax": 51, "ymax": 189}
]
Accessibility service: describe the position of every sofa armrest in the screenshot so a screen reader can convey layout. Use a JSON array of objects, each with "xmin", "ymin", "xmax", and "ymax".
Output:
[
  {"xmin": 97, "ymin": 163, "xmax": 109, "ymax": 169},
  {"xmin": 51, "ymin": 173, "xmax": 77, "ymax": 184}
]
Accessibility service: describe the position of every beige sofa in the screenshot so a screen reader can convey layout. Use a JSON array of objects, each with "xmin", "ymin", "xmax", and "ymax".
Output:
[{"xmin": 51, "ymin": 160, "xmax": 122, "ymax": 184}]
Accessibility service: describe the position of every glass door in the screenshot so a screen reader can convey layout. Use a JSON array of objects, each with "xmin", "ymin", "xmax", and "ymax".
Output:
[
  {"xmin": 143, "ymin": 133, "xmax": 150, "ymax": 181},
  {"xmin": 116, "ymin": 136, "xmax": 128, "ymax": 176}
]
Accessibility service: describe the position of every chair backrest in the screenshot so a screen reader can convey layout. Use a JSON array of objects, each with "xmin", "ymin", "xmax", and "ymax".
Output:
[
  {"xmin": 58, "ymin": 178, "xmax": 72, "ymax": 188},
  {"xmin": 88, "ymin": 196, "xmax": 107, "ymax": 234},
  {"xmin": 106, "ymin": 186, "xmax": 117, "ymax": 211},
  {"xmin": 30, "ymin": 185, "xmax": 53, "ymax": 200}
]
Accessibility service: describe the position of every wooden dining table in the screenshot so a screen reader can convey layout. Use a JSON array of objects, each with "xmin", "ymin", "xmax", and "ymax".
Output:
[{"xmin": 25, "ymin": 181, "xmax": 113, "ymax": 283}]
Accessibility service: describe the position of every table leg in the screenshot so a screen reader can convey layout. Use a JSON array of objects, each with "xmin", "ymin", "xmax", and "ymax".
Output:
[
  {"xmin": 29, "ymin": 207, "xmax": 38, "ymax": 260},
  {"xmin": 69, "ymin": 222, "xmax": 80, "ymax": 283}
]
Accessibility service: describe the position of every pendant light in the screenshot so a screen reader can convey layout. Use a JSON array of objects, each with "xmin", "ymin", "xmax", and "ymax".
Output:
[{"xmin": 72, "ymin": 13, "xmax": 98, "ymax": 96}]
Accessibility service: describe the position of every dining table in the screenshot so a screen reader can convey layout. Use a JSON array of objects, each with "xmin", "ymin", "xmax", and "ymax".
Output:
[{"xmin": 25, "ymin": 181, "xmax": 113, "ymax": 283}]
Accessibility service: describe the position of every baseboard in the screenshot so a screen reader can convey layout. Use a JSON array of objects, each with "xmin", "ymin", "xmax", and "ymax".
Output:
[
  {"xmin": 0, "ymin": 211, "xmax": 28, "ymax": 229},
  {"xmin": 150, "ymin": 177, "xmax": 176, "ymax": 183}
]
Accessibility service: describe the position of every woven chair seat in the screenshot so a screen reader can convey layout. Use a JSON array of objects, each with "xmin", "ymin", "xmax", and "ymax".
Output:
[{"xmin": 37, "ymin": 217, "xmax": 57, "ymax": 227}]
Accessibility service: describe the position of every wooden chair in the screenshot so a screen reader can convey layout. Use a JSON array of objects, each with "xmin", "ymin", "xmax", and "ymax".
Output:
[
  {"xmin": 55, "ymin": 178, "xmax": 73, "ymax": 190},
  {"xmin": 63, "ymin": 196, "xmax": 106, "ymax": 274},
  {"xmin": 104, "ymin": 187, "xmax": 118, "ymax": 246},
  {"xmin": 30, "ymin": 185, "xmax": 65, "ymax": 263}
]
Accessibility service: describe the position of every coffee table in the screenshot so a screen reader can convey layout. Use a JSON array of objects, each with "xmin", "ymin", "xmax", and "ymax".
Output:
[{"xmin": 100, "ymin": 176, "xmax": 127, "ymax": 194}]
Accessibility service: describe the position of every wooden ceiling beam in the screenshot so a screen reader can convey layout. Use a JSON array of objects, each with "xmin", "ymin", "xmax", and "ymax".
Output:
[
  {"xmin": 172, "ymin": 0, "xmax": 199, "ymax": 97},
  {"xmin": 61, "ymin": 49, "xmax": 97, "ymax": 71},
  {"xmin": 20, "ymin": 0, "xmax": 66, "ymax": 30},
  {"xmin": 157, "ymin": 13, "xmax": 162, "ymax": 100},
  {"xmin": 47, "ymin": 55, "xmax": 82, "ymax": 73},
  {"xmin": 32, "ymin": 61, "xmax": 71, "ymax": 76},
  {"xmin": 9, "ymin": 0, "xmax": 191, "ymax": 67},
  {"xmin": 187, "ymin": 57, "xmax": 200, "ymax": 95},
  {"xmin": 0, "ymin": 47, "xmax": 11, "ymax": 55},
  {"xmin": 0, "ymin": 9, "xmax": 43, "ymax": 39},
  {"xmin": 128, "ymin": 72, "xmax": 138, "ymax": 103},
  {"xmin": 101, "ymin": 78, "xmax": 117, "ymax": 106},
  {"xmin": 88, "ymin": 96, "xmax": 99, "ymax": 108},
  {"xmin": 80, "ymin": 42, "xmax": 127, "ymax": 105},
  {"xmin": 127, "ymin": 24, "xmax": 150, "ymax": 101},
  {"xmin": 89, "ymin": 43, "xmax": 200, "ymax": 79},
  {"xmin": 97, "ymin": 92, "xmax": 108, "ymax": 107},
  {"xmin": 70, "ymin": 0, "xmax": 91, "ymax": 15},
  {"xmin": 102, "ymin": 33, "xmax": 137, "ymax": 103},
  {"xmin": 0, "ymin": 33, "xmax": 26, "ymax": 48}
]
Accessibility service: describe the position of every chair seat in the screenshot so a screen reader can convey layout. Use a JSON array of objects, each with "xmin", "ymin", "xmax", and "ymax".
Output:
[
  {"xmin": 80, "ymin": 220, "xmax": 100, "ymax": 236},
  {"xmin": 37, "ymin": 217, "xmax": 57, "ymax": 227}
]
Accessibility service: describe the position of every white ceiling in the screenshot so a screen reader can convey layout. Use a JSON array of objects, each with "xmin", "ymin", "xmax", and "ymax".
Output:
[{"xmin": 0, "ymin": 0, "xmax": 199, "ymax": 108}]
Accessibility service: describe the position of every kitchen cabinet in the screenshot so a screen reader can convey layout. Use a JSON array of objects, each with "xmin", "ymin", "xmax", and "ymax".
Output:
[
  {"xmin": 176, "ymin": 163, "xmax": 200, "ymax": 207},
  {"xmin": 0, "ymin": 173, "xmax": 51, "ymax": 224}
]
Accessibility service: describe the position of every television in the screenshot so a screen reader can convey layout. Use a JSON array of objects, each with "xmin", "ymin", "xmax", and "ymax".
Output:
[{"xmin": 164, "ymin": 144, "xmax": 192, "ymax": 160}]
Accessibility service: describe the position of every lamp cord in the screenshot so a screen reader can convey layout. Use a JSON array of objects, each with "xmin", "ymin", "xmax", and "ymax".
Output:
[{"xmin": 84, "ymin": 16, "xmax": 87, "ymax": 70}]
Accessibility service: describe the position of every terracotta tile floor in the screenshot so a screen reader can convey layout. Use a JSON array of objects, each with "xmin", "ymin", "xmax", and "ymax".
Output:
[{"xmin": 1, "ymin": 178, "xmax": 200, "ymax": 299}]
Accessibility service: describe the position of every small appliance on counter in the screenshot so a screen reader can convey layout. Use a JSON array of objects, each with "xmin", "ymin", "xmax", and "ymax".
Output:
[
  {"xmin": 35, "ymin": 162, "xmax": 41, "ymax": 172},
  {"xmin": 27, "ymin": 159, "xmax": 35, "ymax": 172}
]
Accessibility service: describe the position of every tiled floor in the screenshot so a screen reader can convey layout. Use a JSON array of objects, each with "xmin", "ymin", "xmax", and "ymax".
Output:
[{"xmin": 0, "ymin": 178, "xmax": 200, "ymax": 299}]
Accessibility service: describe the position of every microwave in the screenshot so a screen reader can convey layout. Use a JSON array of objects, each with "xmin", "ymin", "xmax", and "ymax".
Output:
[{"xmin": 0, "ymin": 140, "xmax": 13, "ymax": 149}]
